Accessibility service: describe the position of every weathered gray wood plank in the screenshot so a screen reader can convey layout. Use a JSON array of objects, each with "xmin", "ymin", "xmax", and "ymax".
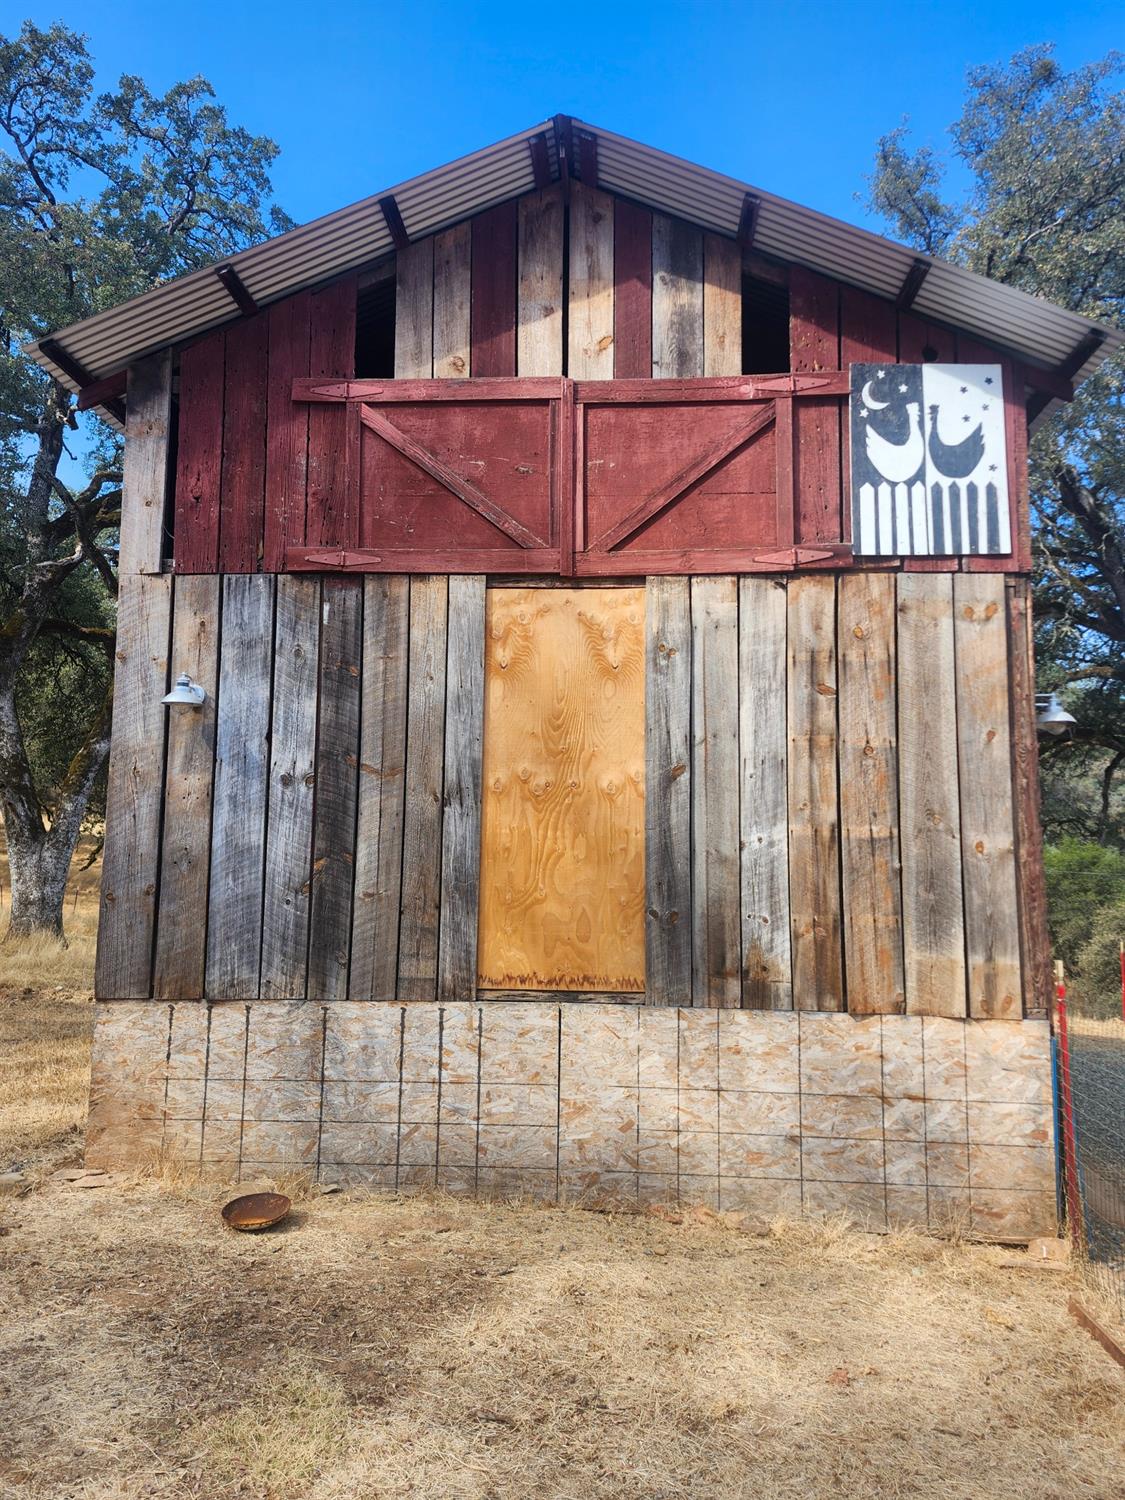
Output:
[
  {"xmin": 691, "ymin": 576, "xmax": 741, "ymax": 1006},
  {"xmin": 397, "ymin": 575, "xmax": 448, "ymax": 1000},
  {"xmin": 838, "ymin": 572, "xmax": 905, "ymax": 1014},
  {"xmin": 897, "ymin": 574, "xmax": 967, "ymax": 1016},
  {"xmin": 568, "ymin": 181, "xmax": 614, "ymax": 379},
  {"xmin": 350, "ymin": 575, "xmax": 409, "ymax": 1000},
  {"xmin": 787, "ymin": 575, "xmax": 843, "ymax": 1009},
  {"xmin": 118, "ymin": 351, "xmax": 172, "ymax": 576},
  {"xmin": 204, "ymin": 575, "xmax": 274, "ymax": 999},
  {"xmin": 308, "ymin": 577, "xmax": 362, "ymax": 1000},
  {"xmin": 433, "ymin": 224, "xmax": 471, "ymax": 379},
  {"xmin": 645, "ymin": 576, "xmax": 692, "ymax": 1005},
  {"xmin": 652, "ymin": 215, "xmax": 704, "ymax": 378},
  {"xmin": 518, "ymin": 186, "xmax": 564, "ymax": 376},
  {"xmin": 153, "ymin": 574, "xmax": 219, "ymax": 999},
  {"xmin": 95, "ymin": 573, "xmax": 171, "ymax": 999},
  {"xmin": 1007, "ymin": 576, "xmax": 1051, "ymax": 1016},
  {"xmin": 437, "ymin": 575, "xmax": 487, "ymax": 1001},
  {"xmin": 703, "ymin": 233, "xmax": 742, "ymax": 377},
  {"xmin": 954, "ymin": 572, "xmax": 1022, "ymax": 1018},
  {"xmin": 738, "ymin": 576, "xmax": 792, "ymax": 1009},
  {"xmin": 395, "ymin": 238, "xmax": 434, "ymax": 378},
  {"xmin": 260, "ymin": 575, "xmax": 320, "ymax": 999}
]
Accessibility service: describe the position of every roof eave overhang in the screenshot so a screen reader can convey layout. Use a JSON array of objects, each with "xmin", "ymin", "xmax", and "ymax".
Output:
[{"xmin": 27, "ymin": 114, "xmax": 1121, "ymax": 430}]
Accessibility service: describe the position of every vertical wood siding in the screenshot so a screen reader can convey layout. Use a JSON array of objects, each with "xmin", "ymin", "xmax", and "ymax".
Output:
[
  {"xmin": 897, "ymin": 574, "xmax": 967, "ymax": 1014},
  {"xmin": 438, "ymin": 575, "xmax": 487, "ymax": 1000},
  {"xmin": 263, "ymin": 290, "xmax": 312, "ymax": 572},
  {"xmin": 690, "ymin": 576, "xmax": 741, "ymax": 1005},
  {"xmin": 218, "ymin": 313, "xmax": 268, "ymax": 572},
  {"xmin": 153, "ymin": 574, "xmax": 219, "ymax": 1000},
  {"xmin": 569, "ymin": 182, "xmax": 615, "ymax": 379},
  {"xmin": 837, "ymin": 572, "xmax": 904, "ymax": 1014},
  {"xmin": 517, "ymin": 188, "xmax": 564, "ymax": 377},
  {"xmin": 644, "ymin": 576, "xmax": 693, "ymax": 1005},
  {"xmin": 350, "ymin": 575, "xmax": 409, "ymax": 1000},
  {"xmin": 119, "ymin": 352, "xmax": 173, "ymax": 576},
  {"xmin": 308, "ymin": 576, "xmax": 363, "ymax": 999},
  {"xmin": 306, "ymin": 277, "xmax": 359, "ymax": 548},
  {"xmin": 471, "ymin": 201, "xmax": 518, "ymax": 376},
  {"xmin": 97, "ymin": 571, "xmax": 1028, "ymax": 1015},
  {"xmin": 434, "ymin": 223, "xmax": 472, "ymax": 378},
  {"xmin": 95, "ymin": 574, "xmax": 171, "ymax": 998},
  {"xmin": 613, "ymin": 200, "xmax": 652, "ymax": 378},
  {"xmin": 260, "ymin": 575, "xmax": 320, "ymax": 999},
  {"xmin": 953, "ymin": 572, "xmax": 1021, "ymax": 1017},
  {"xmin": 205, "ymin": 574, "xmax": 274, "ymax": 998},
  {"xmin": 789, "ymin": 269, "xmax": 841, "ymax": 546},
  {"xmin": 640, "ymin": 570, "xmax": 1024, "ymax": 1013},
  {"xmin": 786, "ymin": 575, "xmax": 843, "ymax": 1009},
  {"xmin": 169, "ymin": 185, "xmax": 1030, "ymax": 576},
  {"xmin": 738, "ymin": 578, "xmax": 791, "ymax": 1009}
]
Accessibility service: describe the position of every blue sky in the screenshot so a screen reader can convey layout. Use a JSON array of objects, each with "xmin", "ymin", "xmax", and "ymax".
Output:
[{"xmin": 4, "ymin": 0, "xmax": 1121, "ymax": 233}]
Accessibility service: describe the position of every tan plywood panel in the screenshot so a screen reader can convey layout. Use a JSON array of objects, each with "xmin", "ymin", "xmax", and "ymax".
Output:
[{"xmin": 477, "ymin": 586, "xmax": 645, "ymax": 992}]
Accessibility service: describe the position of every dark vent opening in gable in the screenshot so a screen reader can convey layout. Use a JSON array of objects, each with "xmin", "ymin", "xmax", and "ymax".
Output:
[
  {"xmin": 742, "ymin": 273, "xmax": 790, "ymax": 375},
  {"xmin": 355, "ymin": 276, "xmax": 395, "ymax": 378}
]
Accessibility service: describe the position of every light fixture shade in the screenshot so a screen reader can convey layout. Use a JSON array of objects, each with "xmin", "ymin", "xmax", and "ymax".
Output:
[
  {"xmin": 162, "ymin": 672, "xmax": 206, "ymax": 707},
  {"xmin": 1035, "ymin": 691, "xmax": 1076, "ymax": 737}
]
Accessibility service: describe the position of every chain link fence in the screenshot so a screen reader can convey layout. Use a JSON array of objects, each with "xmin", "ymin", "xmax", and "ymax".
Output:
[{"xmin": 1056, "ymin": 1001, "xmax": 1125, "ymax": 1322}]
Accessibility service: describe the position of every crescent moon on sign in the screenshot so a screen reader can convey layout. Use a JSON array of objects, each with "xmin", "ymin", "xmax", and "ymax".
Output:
[{"xmin": 861, "ymin": 380, "xmax": 889, "ymax": 410}]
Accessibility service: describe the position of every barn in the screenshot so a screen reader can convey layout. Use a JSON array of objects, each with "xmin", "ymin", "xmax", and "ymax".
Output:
[{"xmin": 30, "ymin": 117, "xmax": 1121, "ymax": 1238}]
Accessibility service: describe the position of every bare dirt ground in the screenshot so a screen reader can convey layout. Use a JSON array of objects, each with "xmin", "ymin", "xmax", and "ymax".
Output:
[{"xmin": 0, "ymin": 873, "xmax": 1123, "ymax": 1499}]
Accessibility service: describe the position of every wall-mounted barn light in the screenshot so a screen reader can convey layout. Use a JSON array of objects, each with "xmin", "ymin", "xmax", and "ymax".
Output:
[
  {"xmin": 162, "ymin": 673, "xmax": 206, "ymax": 708},
  {"xmin": 1035, "ymin": 691, "xmax": 1076, "ymax": 737}
]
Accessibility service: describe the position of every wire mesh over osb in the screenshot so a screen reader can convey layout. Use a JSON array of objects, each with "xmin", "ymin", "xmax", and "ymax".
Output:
[{"xmin": 1056, "ymin": 1002, "xmax": 1125, "ymax": 1322}]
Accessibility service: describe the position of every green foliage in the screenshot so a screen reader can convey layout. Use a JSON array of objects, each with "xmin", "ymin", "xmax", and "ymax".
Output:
[
  {"xmin": 0, "ymin": 19, "xmax": 290, "ymax": 930},
  {"xmin": 1043, "ymin": 838, "xmax": 1125, "ymax": 974},
  {"xmin": 869, "ymin": 43, "xmax": 1125, "ymax": 883},
  {"xmin": 1074, "ymin": 897, "xmax": 1125, "ymax": 1016},
  {"xmin": 1, "ymin": 19, "xmax": 293, "ymax": 450}
]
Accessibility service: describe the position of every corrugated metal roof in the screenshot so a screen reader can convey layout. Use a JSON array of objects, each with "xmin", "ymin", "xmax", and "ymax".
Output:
[{"xmin": 27, "ymin": 115, "xmax": 1120, "ymax": 419}]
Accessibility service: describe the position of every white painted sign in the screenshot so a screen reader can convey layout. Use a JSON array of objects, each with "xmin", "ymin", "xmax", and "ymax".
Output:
[{"xmin": 850, "ymin": 363, "xmax": 1011, "ymax": 556}]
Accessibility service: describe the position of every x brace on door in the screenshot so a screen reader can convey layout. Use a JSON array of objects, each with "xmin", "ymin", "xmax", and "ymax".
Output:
[{"xmin": 287, "ymin": 373, "xmax": 857, "ymax": 575}]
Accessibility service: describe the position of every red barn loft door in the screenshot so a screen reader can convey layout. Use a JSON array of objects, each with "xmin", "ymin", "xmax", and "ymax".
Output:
[
  {"xmin": 288, "ymin": 378, "xmax": 568, "ymax": 572},
  {"xmin": 288, "ymin": 373, "xmax": 856, "ymax": 574}
]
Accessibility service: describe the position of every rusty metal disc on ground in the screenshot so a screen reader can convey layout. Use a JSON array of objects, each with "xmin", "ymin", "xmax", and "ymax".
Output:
[{"xmin": 221, "ymin": 1192, "xmax": 291, "ymax": 1232}]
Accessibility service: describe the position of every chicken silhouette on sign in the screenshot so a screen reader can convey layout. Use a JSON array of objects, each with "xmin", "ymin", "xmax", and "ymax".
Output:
[{"xmin": 850, "ymin": 363, "xmax": 1010, "ymax": 556}]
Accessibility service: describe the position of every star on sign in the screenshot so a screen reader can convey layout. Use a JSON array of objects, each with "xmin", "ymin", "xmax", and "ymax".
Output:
[
  {"xmin": 898, "ymin": 383, "xmax": 908, "ymax": 393},
  {"xmin": 989, "ymin": 464, "xmax": 998, "ymax": 472},
  {"xmin": 962, "ymin": 414, "xmax": 971, "ymax": 422},
  {"xmin": 876, "ymin": 369, "xmax": 885, "ymax": 378},
  {"xmin": 985, "ymin": 376, "xmax": 994, "ymax": 385},
  {"xmin": 982, "ymin": 403, "xmax": 990, "ymax": 411},
  {"xmin": 960, "ymin": 385, "xmax": 968, "ymax": 393}
]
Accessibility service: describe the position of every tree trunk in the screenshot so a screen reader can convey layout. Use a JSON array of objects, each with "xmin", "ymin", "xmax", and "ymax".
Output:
[
  {"xmin": 0, "ymin": 678, "xmax": 111, "ymax": 945},
  {"xmin": 4, "ymin": 819, "xmax": 74, "ymax": 941}
]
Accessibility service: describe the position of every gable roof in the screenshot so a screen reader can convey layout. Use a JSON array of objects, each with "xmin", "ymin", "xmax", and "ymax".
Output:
[{"xmin": 27, "ymin": 115, "xmax": 1120, "ymax": 424}]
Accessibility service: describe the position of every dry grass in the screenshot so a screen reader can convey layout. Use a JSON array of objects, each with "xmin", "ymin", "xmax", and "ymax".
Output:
[
  {"xmin": 0, "ymin": 1175, "xmax": 1123, "ymax": 1500},
  {"xmin": 0, "ymin": 853, "xmax": 1123, "ymax": 1498}
]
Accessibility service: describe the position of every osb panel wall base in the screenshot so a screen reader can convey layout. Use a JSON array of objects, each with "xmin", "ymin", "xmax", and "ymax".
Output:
[{"xmin": 88, "ymin": 1002, "xmax": 1056, "ymax": 1242}]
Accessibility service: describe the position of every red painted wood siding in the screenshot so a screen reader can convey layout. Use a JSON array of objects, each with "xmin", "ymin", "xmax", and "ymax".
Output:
[
  {"xmin": 306, "ymin": 277, "xmax": 358, "ymax": 547},
  {"xmin": 613, "ymin": 200, "xmax": 653, "ymax": 378},
  {"xmin": 169, "ymin": 188, "xmax": 1032, "ymax": 578},
  {"xmin": 263, "ymin": 289, "xmax": 311, "ymax": 571},
  {"xmin": 789, "ymin": 267, "xmax": 841, "ymax": 546},
  {"xmin": 173, "ymin": 333, "xmax": 224, "ymax": 572},
  {"xmin": 471, "ymin": 201, "xmax": 517, "ymax": 376},
  {"xmin": 218, "ymin": 313, "xmax": 268, "ymax": 572}
]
